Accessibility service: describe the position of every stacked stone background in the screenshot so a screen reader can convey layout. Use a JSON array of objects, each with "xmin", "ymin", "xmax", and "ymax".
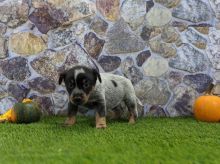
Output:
[{"xmin": 0, "ymin": 0, "xmax": 220, "ymax": 117}]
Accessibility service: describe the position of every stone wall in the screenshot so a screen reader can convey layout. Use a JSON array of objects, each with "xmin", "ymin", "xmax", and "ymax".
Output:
[{"xmin": 0, "ymin": 0, "xmax": 220, "ymax": 117}]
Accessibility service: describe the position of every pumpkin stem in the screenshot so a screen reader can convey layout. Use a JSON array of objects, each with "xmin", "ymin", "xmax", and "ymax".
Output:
[{"xmin": 205, "ymin": 83, "xmax": 215, "ymax": 95}]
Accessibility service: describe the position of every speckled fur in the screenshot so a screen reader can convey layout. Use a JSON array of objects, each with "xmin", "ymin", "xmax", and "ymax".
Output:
[{"xmin": 88, "ymin": 73, "xmax": 138, "ymax": 117}]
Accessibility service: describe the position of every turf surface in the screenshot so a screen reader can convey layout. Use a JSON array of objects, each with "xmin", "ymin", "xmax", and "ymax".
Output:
[{"xmin": 0, "ymin": 117, "xmax": 220, "ymax": 164}]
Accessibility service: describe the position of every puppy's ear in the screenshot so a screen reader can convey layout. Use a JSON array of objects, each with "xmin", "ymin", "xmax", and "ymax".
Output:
[
  {"xmin": 93, "ymin": 69, "xmax": 102, "ymax": 83},
  {"xmin": 58, "ymin": 72, "xmax": 66, "ymax": 85}
]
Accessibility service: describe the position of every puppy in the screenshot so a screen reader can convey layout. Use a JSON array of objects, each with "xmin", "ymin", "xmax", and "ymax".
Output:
[{"xmin": 59, "ymin": 65, "xmax": 138, "ymax": 128}]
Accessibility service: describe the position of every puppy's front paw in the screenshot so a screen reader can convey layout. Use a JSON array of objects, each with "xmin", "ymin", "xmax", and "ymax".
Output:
[
  {"xmin": 64, "ymin": 117, "xmax": 76, "ymax": 126},
  {"xmin": 96, "ymin": 114, "xmax": 107, "ymax": 129},
  {"xmin": 128, "ymin": 114, "xmax": 136, "ymax": 124}
]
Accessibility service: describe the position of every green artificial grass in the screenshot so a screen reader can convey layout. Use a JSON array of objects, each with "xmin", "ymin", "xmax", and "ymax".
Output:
[{"xmin": 0, "ymin": 117, "xmax": 220, "ymax": 164}]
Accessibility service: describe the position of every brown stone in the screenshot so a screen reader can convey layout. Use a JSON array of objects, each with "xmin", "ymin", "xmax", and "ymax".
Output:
[
  {"xmin": 149, "ymin": 38, "xmax": 177, "ymax": 58},
  {"xmin": 29, "ymin": 6, "xmax": 66, "ymax": 34},
  {"xmin": 84, "ymin": 32, "xmax": 105, "ymax": 59},
  {"xmin": 0, "ymin": 57, "xmax": 31, "ymax": 81},
  {"xmin": 161, "ymin": 26, "xmax": 180, "ymax": 43},
  {"xmin": 0, "ymin": 0, "xmax": 29, "ymax": 28},
  {"xmin": 9, "ymin": 32, "xmax": 46, "ymax": 55},
  {"xmin": 155, "ymin": 0, "xmax": 180, "ymax": 8},
  {"xmin": 141, "ymin": 26, "xmax": 161, "ymax": 41},
  {"xmin": 172, "ymin": 21, "xmax": 187, "ymax": 32},
  {"xmin": 96, "ymin": 0, "xmax": 120, "ymax": 21},
  {"xmin": 90, "ymin": 16, "xmax": 108, "ymax": 35},
  {"xmin": 147, "ymin": 105, "xmax": 166, "ymax": 117},
  {"xmin": 136, "ymin": 50, "xmax": 151, "ymax": 67},
  {"xmin": 189, "ymin": 23, "xmax": 211, "ymax": 35},
  {"xmin": 98, "ymin": 55, "xmax": 121, "ymax": 72}
]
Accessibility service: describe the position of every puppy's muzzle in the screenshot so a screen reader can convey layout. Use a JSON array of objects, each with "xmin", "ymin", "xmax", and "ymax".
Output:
[{"xmin": 70, "ymin": 93, "xmax": 87, "ymax": 105}]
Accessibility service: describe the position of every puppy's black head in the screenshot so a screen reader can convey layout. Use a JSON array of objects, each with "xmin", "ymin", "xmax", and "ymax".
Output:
[{"xmin": 59, "ymin": 66, "xmax": 101, "ymax": 105}]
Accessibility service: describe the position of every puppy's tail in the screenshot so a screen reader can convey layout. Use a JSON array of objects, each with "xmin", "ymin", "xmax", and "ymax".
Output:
[
  {"xmin": 136, "ymin": 96, "xmax": 143, "ymax": 107},
  {"xmin": 135, "ymin": 96, "xmax": 144, "ymax": 118}
]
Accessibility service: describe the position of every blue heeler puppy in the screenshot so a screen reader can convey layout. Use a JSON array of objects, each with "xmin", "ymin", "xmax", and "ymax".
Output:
[{"xmin": 59, "ymin": 65, "xmax": 138, "ymax": 128}]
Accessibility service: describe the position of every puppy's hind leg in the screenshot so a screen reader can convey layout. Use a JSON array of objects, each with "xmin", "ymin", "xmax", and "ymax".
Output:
[{"xmin": 124, "ymin": 97, "xmax": 138, "ymax": 124}]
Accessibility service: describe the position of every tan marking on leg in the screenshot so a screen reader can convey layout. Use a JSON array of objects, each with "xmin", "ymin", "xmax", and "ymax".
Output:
[
  {"xmin": 129, "ymin": 113, "xmax": 135, "ymax": 124},
  {"xmin": 96, "ymin": 113, "xmax": 107, "ymax": 129},
  {"xmin": 64, "ymin": 116, "xmax": 76, "ymax": 126}
]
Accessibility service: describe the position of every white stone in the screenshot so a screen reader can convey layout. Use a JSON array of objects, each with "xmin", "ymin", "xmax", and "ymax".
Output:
[
  {"xmin": 146, "ymin": 6, "xmax": 172, "ymax": 27},
  {"xmin": 121, "ymin": 0, "xmax": 146, "ymax": 29},
  {"xmin": 143, "ymin": 56, "xmax": 169, "ymax": 77},
  {"xmin": 214, "ymin": 71, "xmax": 220, "ymax": 81}
]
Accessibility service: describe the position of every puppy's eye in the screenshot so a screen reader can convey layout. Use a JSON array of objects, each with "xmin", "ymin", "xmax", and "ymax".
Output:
[
  {"xmin": 83, "ymin": 79, "xmax": 90, "ymax": 88},
  {"xmin": 68, "ymin": 83, "xmax": 75, "ymax": 89}
]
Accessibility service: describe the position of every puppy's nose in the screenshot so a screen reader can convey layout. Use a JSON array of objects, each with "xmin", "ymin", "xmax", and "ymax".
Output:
[
  {"xmin": 74, "ymin": 97, "xmax": 82, "ymax": 104},
  {"xmin": 74, "ymin": 97, "xmax": 82, "ymax": 102}
]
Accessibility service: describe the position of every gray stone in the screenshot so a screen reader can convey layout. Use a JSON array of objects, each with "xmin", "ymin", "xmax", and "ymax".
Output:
[
  {"xmin": 63, "ymin": 43, "xmax": 94, "ymax": 71},
  {"xmin": 0, "ymin": 75, "xmax": 8, "ymax": 86},
  {"xmin": 207, "ymin": 29, "xmax": 220, "ymax": 69},
  {"xmin": 172, "ymin": 0, "xmax": 212, "ymax": 23},
  {"xmin": 52, "ymin": 90, "xmax": 68, "ymax": 115},
  {"xmin": 106, "ymin": 18, "xmax": 145, "ymax": 54},
  {"xmin": 147, "ymin": 105, "xmax": 166, "ymax": 117},
  {"xmin": 0, "ymin": 57, "xmax": 31, "ymax": 81},
  {"xmin": 169, "ymin": 44, "xmax": 209, "ymax": 73},
  {"xmin": 48, "ymin": 21, "xmax": 89, "ymax": 48},
  {"xmin": 0, "ymin": 0, "xmax": 29, "ymax": 27},
  {"xmin": 0, "ymin": 37, "xmax": 7, "ymax": 59},
  {"xmin": 136, "ymin": 50, "xmax": 151, "ymax": 67},
  {"xmin": 121, "ymin": 0, "xmax": 146, "ymax": 30},
  {"xmin": 29, "ymin": 94, "xmax": 54, "ymax": 115},
  {"xmin": 213, "ymin": 84, "xmax": 220, "ymax": 96},
  {"xmin": 0, "ymin": 86, "xmax": 7, "ymax": 99},
  {"xmin": 214, "ymin": 71, "xmax": 220, "ymax": 81},
  {"xmin": 98, "ymin": 55, "xmax": 121, "ymax": 72},
  {"xmin": 183, "ymin": 74, "xmax": 213, "ymax": 93},
  {"xmin": 146, "ymin": 6, "xmax": 172, "ymax": 27},
  {"xmin": 84, "ymin": 32, "xmax": 105, "ymax": 59},
  {"xmin": 28, "ymin": 77, "xmax": 56, "ymax": 94},
  {"xmin": 167, "ymin": 86, "xmax": 197, "ymax": 117},
  {"xmin": 48, "ymin": 27, "xmax": 77, "ymax": 48},
  {"xmin": 143, "ymin": 56, "xmax": 169, "ymax": 77},
  {"xmin": 8, "ymin": 82, "xmax": 30, "ymax": 102},
  {"xmin": 31, "ymin": 43, "xmax": 94, "ymax": 82},
  {"xmin": 61, "ymin": 0, "xmax": 96, "ymax": 25},
  {"xmin": 0, "ymin": 23, "xmax": 7, "ymax": 36},
  {"xmin": 167, "ymin": 71, "xmax": 183, "ymax": 89},
  {"xmin": 135, "ymin": 78, "xmax": 171, "ymax": 105},
  {"xmin": 146, "ymin": 0, "xmax": 154, "ymax": 12},
  {"xmin": 0, "ymin": 97, "xmax": 17, "ymax": 114},
  {"xmin": 185, "ymin": 28, "xmax": 207, "ymax": 49},
  {"xmin": 90, "ymin": 16, "xmax": 108, "ymax": 35},
  {"xmin": 121, "ymin": 57, "xmax": 143, "ymax": 84},
  {"xmin": 206, "ymin": 0, "xmax": 220, "ymax": 20}
]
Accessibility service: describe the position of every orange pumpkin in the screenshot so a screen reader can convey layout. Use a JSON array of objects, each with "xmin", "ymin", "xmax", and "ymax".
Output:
[{"xmin": 193, "ymin": 84, "xmax": 220, "ymax": 122}]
